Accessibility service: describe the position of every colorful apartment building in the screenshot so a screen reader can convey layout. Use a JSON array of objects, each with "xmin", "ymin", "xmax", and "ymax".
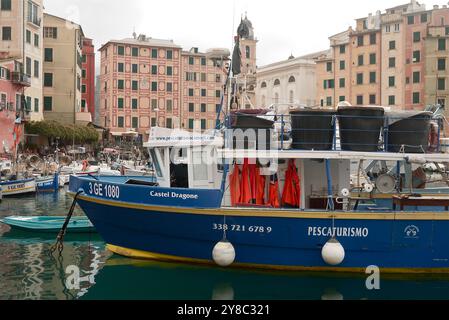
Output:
[
  {"xmin": 0, "ymin": 0, "xmax": 44, "ymax": 122},
  {"xmin": 81, "ymin": 38, "xmax": 95, "ymax": 122},
  {"xmin": 42, "ymin": 13, "xmax": 88, "ymax": 125},
  {"xmin": 316, "ymin": 1, "xmax": 449, "ymax": 115},
  {"xmin": 99, "ymin": 35, "xmax": 229, "ymax": 140}
]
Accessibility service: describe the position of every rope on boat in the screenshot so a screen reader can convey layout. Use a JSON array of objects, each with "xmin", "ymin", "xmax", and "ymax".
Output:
[{"xmin": 50, "ymin": 190, "xmax": 84, "ymax": 256}]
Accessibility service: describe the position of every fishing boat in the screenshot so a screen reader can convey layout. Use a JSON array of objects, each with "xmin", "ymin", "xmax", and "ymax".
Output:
[
  {"xmin": 0, "ymin": 216, "xmax": 95, "ymax": 233},
  {"xmin": 0, "ymin": 178, "xmax": 36, "ymax": 197},
  {"xmin": 36, "ymin": 173, "xmax": 60, "ymax": 193},
  {"xmin": 66, "ymin": 22, "xmax": 449, "ymax": 274}
]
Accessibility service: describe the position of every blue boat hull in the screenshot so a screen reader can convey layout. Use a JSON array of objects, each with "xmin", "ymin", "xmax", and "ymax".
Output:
[
  {"xmin": 36, "ymin": 174, "xmax": 59, "ymax": 193},
  {"xmin": 70, "ymin": 176, "xmax": 449, "ymax": 273}
]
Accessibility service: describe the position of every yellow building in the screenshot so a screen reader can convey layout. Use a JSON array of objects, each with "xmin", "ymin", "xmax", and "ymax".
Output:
[{"xmin": 42, "ymin": 13, "xmax": 89, "ymax": 125}]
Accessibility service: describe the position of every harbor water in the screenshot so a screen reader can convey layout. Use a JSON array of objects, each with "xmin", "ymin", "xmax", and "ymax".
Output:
[{"xmin": 1, "ymin": 188, "xmax": 449, "ymax": 300}]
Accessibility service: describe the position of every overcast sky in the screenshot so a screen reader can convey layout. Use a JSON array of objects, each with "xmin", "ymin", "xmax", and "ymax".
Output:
[{"xmin": 43, "ymin": 0, "xmax": 436, "ymax": 67}]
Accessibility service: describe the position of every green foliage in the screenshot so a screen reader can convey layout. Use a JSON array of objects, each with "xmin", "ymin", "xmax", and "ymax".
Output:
[{"xmin": 25, "ymin": 121, "xmax": 99, "ymax": 145}]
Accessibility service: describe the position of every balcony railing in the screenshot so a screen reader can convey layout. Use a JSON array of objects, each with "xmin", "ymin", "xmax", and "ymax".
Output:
[{"xmin": 11, "ymin": 72, "xmax": 31, "ymax": 87}]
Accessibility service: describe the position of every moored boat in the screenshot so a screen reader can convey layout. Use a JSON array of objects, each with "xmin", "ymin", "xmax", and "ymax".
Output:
[
  {"xmin": 0, "ymin": 178, "xmax": 36, "ymax": 197},
  {"xmin": 0, "ymin": 216, "xmax": 94, "ymax": 233}
]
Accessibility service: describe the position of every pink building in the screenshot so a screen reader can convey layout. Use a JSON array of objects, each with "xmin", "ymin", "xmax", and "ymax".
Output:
[
  {"xmin": 99, "ymin": 35, "xmax": 226, "ymax": 141},
  {"xmin": 0, "ymin": 59, "xmax": 28, "ymax": 155},
  {"xmin": 81, "ymin": 38, "xmax": 95, "ymax": 121}
]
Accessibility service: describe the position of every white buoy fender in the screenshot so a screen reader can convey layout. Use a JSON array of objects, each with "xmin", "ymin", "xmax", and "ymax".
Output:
[
  {"xmin": 321, "ymin": 238, "xmax": 345, "ymax": 266},
  {"xmin": 212, "ymin": 241, "xmax": 236, "ymax": 267}
]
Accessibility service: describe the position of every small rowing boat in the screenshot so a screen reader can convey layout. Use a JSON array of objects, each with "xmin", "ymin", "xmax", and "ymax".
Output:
[{"xmin": 0, "ymin": 216, "xmax": 95, "ymax": 233}]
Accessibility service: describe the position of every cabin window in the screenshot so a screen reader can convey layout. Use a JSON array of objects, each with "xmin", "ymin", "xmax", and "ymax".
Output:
[
  {"xmin": 192, "ymin": 150, "xmax": 209, "ymax": 181},
  {"xmin": 149, "ymin": 149, "xmax": 162, "ymax": 177}
]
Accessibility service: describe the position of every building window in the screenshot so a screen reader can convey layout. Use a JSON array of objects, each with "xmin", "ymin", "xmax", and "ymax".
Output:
[
  {"xmin": 201, "ymin": 119, "xmax": 207, "ymax": 130},
  {"xmin": 288, "ymin": 76, "xmax": 296, "ymax": 83},
  {"xmin": 189, "ymin": 88, "xmax": 194, "ymax": 96},
  {"xmin": 132, "ymin": 117, "xmax": 138, "ymax": 129},
  {"xmin": 389, "ymin": 41, "xmax": 396, "ymax": 50},
  {"xmin": 389, "ymin": 76, "xmax": 395, "ymax": 87},
  {"xmin": 413, "ymin": 71, "xmax": 420, "ymax": 83},
  {"xmin": 385, "ymin": 25, "xmax": 391, "ymax": 33},
  {"xmin": 201, "ymin": 73, "xmax": 207, "ymax": 82},
  {"xmin": 446, "ymin": 27, "xmax": 449, "ymax": 35},
  {"xmin": 151, "ymin": 65, "xmax": 157, "ymax": 75},
  {"xmin": 421, "ymin": 13, "xmax": 428, "ymax": 23},
  {"xmin": 166, "ymin": 118, "xmax": 172, "ymax": 129},
  {"xmin": 326, "ymin": 62, "xmax": 332, "ymax": 72},
  {"xmin": 339, "ymin": 45, "xmax": 346, "ymax": 54},
  {"xmin": 151, "ymin": 99, "xmax": 158, "ymax": 110},
  {"xmin": 201, "ymin": 103, "xmax": 206, "ymax": 112},
  {"xmin": 34, "ymin": 60, "xmax": 39, "ymax": 78},
  {"xmin": 413, "ymin": 31, "xmax": 421, "ymax": 43},
  {"xmin": 82, "ymin": 69, "xmax": 86, "ymax": 78},
  {"xmin": 118, "ymin": 79, "xmax": 124, "ymax": 90},
  {"xmin": 389, "ymin": 57, "xmax": 396, "ymax": 68},
  {"xmin": 117, "ymin": 98, "xmax": 124, "ymax": 109},
  {"xmin": 438, "ymin": 58, "xmax": 446, "ymax": 71},
  {"xmin": 44, "ymin": 73, "xmax": 53, "ymax": 87},
  {"xmin": 33, "ymin": 33, "xmax": 38, "ymax": 47},
  {"xmin": 261, "ymin": 82, "xmax": 267, "ymax": 88},
  {"xmin": 1, "ymin": 0, "xmax": 12, "ymax": 10},
  {"xmin": 34, "ymin": 98, "xmax": 39, "ymax": 112},
  {"xmin": 166, "ymin": 82, "xmax": 173, "ymax": 92},
  {"xmin": 326, "ymin": 97, "xmax": 332, "ymax": 107},
  {"xmin": 132, "ymin": 64, "xmax": 138, "ymax": 73},
  {"xmin": 81, "ymin": 99, "xmax": 86, "ymax": 109},
  {"xmin": 166, "ymin": 50, "xmax": 173, "ymax": 59},
  {"xmin": 2, "ymin": 26, "xmax": 11, "ymax": 40},
  {"xmin": 26, "ymin": 30, "xmax": 31, "ymax": 43},
  {"xmin": 152, "ymin": 49, "xmax": 158, "ymax": 58},
  {"xmin": 370, "ymin": 33, "xmax": 376, "ymax": 45},
  {"xmin": 26, "ymin": 57, "xmax": 31, "ymax": 76},
  {"xmin": 339, "ymin": 96, "xmax": 346, "ymax": 102},
  {"xmin": 369, "ymin": 72, "xmax": 376, "ymax": 84},
  {"xmin": 245, "ymin": 46, "xmax": 250, "ymax": 59},
  {"xmin": 216, "ymin": 90, "xmax": 221, "ymax": 98},
  {"xmin": 340, "ymin": 60, "xmax": 345, "ymax": 70},
  {"xmin": 118, "ymin": 117, "xmax": 124, "ymax": 128},
  {"xmin": 81, "ymin": 84, "xmax": 86, "ymax": 93},
  {"xmin": 438, "ymin": 38, "xmax": 446, "ymax": 51},
  {"xmin": 358, "ymin": 55, "xmax": 364, "ymax": 66},
  {"xmin": 413, "ymin": 51, "xmax": 420, "ymax": 63},
  {"xmin": 43, "ymin": 27, "xmax": 57, "ymax": 39},
  {"xmin": 43, "ymin": 97, "xmax": 52, "ymax": 111},
  {"xmin": 356, "ymin": 73, "xmax": 363, "ymax": 85},
  {"xmin": 131, "ymin": 47, "xmax": 139, "ymax": 57},
  {"xmin": 118, "ymin": 63, "xmax": 124, "ymax": 72},
  {"xmin": 438, "ymin": 78, "xmax": 446, "ymax": 91},
  {"xmin": 201, "ymin": 89, "xmax": 207, "ymax": 97},
  {"xmin": 151, "ymin": 82, "xmax": 158, "ymax": 91},
  {"xmin": 151, "ymin": 118, "xmax": 156, "ymax": 127},
  {"xmin": 356, "ymin": 95, "xmax": 363, "ymax": 105},
  {"xmin": 44, "ymin": 48, "xmax": 53, "ymax": 62},
  {"xmin": 369, "ymin": 94, "xmax": 376, "ymax": 105},
  {"xmin": 339, "ymin": 78, "xmax": 345, "ymax": 88},
  {"xmin": 394, "ymin": 24, "xmax": 400, "ymax": 32},
  {"xmin": 412, "ymin": 92, "xmax": 420, "ymax": 104},
  {"xmin": 166, "ymin": 66, "xmax": 173, "ymax": 76},
  {"xmin": 408, "ymin": 15, "xmax": 414, "ymax": 25},
  {"xmin": 388, "ymin": 95, "xmax": 395, "ymax": 106},
  {"xmin": 117, "ymin": 46, "xmax": 125, "ymax": 55},
  {"xmin": 274, "ymin": 79, "xmax": 281, "ymax": 86},
  {"xmin": 201, "ymin": 57, "xmax": 207, "ymax": 66},
  {"xmin": 188, "ymin": 119, "xmax": 194, "ymax": 129},
  {"xmin": 189, "ymin": 103, "xmax": 194, "ymax": 112},
  {"xmin": 369, "ymin": 53, "xmax": 376, "ymax": 65},
  {"xmin": 189, "ymin": 57, "xmax": 195, "ymax": 65},
  {"xmin": 132, "ymin": 98, "xmax": 138, "ymax": 109},
  {"xmin": 166, "ymin": 100, "xmax": 173, "ymax": 112},
  {"xmin": 357, "ymin": 35, "xmax": 364, "ymax": 46},
  {"xmin": 27, "ymin": 1, "xmax": 39, "ymax": 25}
]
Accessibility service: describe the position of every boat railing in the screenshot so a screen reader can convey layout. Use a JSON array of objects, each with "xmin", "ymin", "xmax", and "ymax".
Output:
[{"xmin": 224, "ymin": 112, "xmax": 444, "ymax": 154}]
